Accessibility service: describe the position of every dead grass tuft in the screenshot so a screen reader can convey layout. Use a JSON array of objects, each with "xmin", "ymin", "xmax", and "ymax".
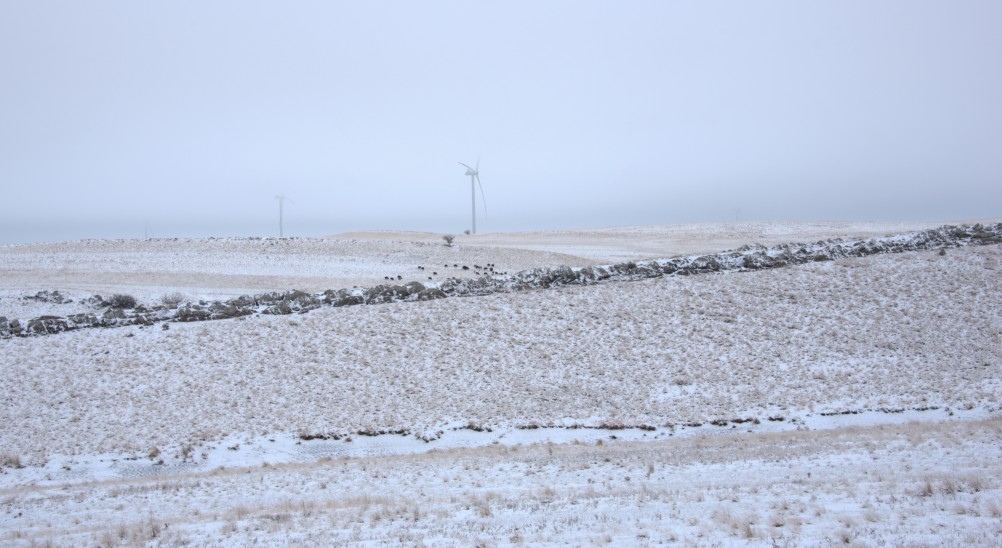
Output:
[{"xmin": 0, "ymin": 453, "xmax": 23, "ymax": 469}]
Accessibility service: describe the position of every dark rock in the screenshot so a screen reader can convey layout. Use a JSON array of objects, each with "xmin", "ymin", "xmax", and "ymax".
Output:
[
  {"xmin": 660, "ymin": 262, "xmax": 679, "ymax": 275},
  {"xmin": 329, "ymin": 289, "xmax": 364, "ymax": 307},
  {"xmin": 8, "ymin": 319, "xmax": 22, "ymax": 336},
  {"xmin": 26, "ymin": 290, "xmax": 71, "ymax": 304},
  {"xmin": 228, "ymin": 295, "xmax": 258, "ymax": 307},
  {"xmin": 741, "ymin": 253, "xmax": 775, "ymax": 270},
  {"xmin": 175, "ymin": 306, "xmax": 211, "ymax": 322},
  {"xmin": 263, "ymin": 302, "xmax": 293, "ymax": 315},
  {"xmin": 67, "ymin": 313, "xmax": 98, "ymax": 326},
  {"xmin": 210, "ymin": 302, "xmax": 250, "ymax": 319},
  {"xmin": 414, "ymin": 288, "xmax": 447, "ymax": 301},
  {"xmin": 575, "ymin": 266, "xmax": 599, "ymax": 283},
  {"xmin": 403, "ymin": 281, "xmax": 426, "ymax": 294},
  {"xmin": 336, "ymin": 295, "xmax": 364, "ymax": 307},
  {"xmin": 27, "ymin": 316, "xmax": 69, "ymax": 335},
  {"xmin": 364, "ymin": 284, "xmax": 413, "ymax": 304},
  {"xmin": 542, "ymin": 266, "xmax": 577, "ymax": 286},
  {"xmin": 102, "ymin": 308, "xmax": 127, "ymax": 323},
  {"xmin": 689, "ymin": 256, "xmax": 722, "ymax": 272}
]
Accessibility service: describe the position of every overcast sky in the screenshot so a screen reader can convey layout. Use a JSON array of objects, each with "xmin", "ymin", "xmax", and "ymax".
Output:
[{"xmin": 2, "ymin": 1, "xmax": 1000, "ymax": 243}]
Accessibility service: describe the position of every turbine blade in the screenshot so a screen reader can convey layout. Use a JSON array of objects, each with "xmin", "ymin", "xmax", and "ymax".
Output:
[
  {"xmin": 476, "ymin": 173, "xmax": 487, "ymax": 215},
  {"xmin": 458, "ymin": 162, "xmax": 474, "ymax": 171}
]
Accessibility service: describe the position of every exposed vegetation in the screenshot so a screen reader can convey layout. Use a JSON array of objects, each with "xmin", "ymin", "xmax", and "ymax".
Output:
[{"xmin": 108, "ymin": 293, "xmax": 137, "ymax": 309}]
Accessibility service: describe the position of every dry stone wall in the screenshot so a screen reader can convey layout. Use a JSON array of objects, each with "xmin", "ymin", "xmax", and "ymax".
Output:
[{"xmin": 2, "ymin": 222, "xmax": 999, "ymax": 338}]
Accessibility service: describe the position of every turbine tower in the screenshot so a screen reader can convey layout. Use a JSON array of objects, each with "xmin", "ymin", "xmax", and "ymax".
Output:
[
  {"xmin": 275, "ymin": 195, "xmax": 294, "ymax": 237},
  {"xmin": 459, "ymin": 160, "xmax": 486, "ymax": 234}
]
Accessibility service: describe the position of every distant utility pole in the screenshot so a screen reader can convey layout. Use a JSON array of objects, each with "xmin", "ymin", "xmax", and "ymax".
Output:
[
  {"xmin": 276, "ymin": 195, "xmax": 293, "ymax": 237},
  {"xmin": 733, "ymin": 208, "xmax": 742, "ymax": 222}
]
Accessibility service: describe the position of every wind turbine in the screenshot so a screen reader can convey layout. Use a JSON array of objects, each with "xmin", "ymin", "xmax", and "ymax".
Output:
[
  {"xmin": 458, "ymin": 160, "xmax": 487, "ymax": 234},
  {"xmin": 275, "ymin": 195, "xmax": 294, "ymax": 237}
]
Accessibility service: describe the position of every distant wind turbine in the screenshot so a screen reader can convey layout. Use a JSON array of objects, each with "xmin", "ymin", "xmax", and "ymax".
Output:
[
  {"xmin": 275, "ymin": 195, "xmax": 294, "ymax": 237},
  {"xmin": 458, "ymin": 160, "xmax": 487, "ymax": 234}
]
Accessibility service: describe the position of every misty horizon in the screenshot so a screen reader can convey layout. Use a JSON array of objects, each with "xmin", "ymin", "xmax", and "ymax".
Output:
[{"xmin": 2, "ymin": 2, "xmax": 1000, "ymax": 246}]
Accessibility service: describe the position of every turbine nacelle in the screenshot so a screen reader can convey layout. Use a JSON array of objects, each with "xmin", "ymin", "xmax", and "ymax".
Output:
[{"xmin": 459, "ymin": 162, "xmax": 478, "ymax": 177}]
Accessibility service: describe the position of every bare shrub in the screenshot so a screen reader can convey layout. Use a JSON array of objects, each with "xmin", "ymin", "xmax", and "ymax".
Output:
[
  {"xmin": 160, "ymin": 292, "xmax": 187, "ymax": 308},
  {"xmin": 442, "ymin": 234, "xmax": 455, "ymax": 247},
  {"xmin": 108, "ymin": 294, "xmax": 137, "ymax": 309},
  {"xmin": 941, "ymin": 478, "xmax": 960, "ymax": 495}
]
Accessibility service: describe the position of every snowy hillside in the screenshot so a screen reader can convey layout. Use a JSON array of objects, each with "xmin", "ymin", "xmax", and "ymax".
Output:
[{"xmin": 1, "ymin": 220, "xmax": 1000, "ymax": 545}]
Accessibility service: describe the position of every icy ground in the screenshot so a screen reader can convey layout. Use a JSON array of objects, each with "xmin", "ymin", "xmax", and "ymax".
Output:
[{"xmin": 1, "ymin": 220, "xmax": 1001, "ymax": 546}]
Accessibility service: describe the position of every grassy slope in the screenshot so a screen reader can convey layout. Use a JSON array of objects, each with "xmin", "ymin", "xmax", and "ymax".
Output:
[
  {"xmin": 0, "ymin": 228, "xmax": 999, "ymax": 545},
  {"xmin": 1, "ymin": 244, "xmax": 1000, "ymax": 457}
]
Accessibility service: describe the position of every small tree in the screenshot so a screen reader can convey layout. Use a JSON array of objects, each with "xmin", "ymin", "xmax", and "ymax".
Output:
[{"xmin": 442, "ymin": 234, "xmax": 455, "ymax": 247}]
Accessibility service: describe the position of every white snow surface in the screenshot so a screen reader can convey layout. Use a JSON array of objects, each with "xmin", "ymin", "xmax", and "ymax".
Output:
[
  {"xmin": 0, "ymin": 220, "xmax": 957, "ymax": 311},
  {"xmin": 1, "ymin": 220, "xmax": 1001, "ymax": 546}
]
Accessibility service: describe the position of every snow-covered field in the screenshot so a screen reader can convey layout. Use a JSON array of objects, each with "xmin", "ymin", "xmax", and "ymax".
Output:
[
  {"xmin": 0, "ymin": 220, "xmax": 960, "ymax": 309},
  {"xmin": 1, "ymin": 220, "xmax": 1001, "ymax": 546}
]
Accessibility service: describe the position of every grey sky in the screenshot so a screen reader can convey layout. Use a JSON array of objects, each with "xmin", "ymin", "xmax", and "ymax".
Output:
[{"xmin": 2, "ymin": 1, "xmax": 1000, "ymax": 243}]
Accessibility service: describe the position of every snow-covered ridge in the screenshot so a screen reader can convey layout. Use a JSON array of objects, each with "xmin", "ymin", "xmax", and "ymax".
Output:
[{"xmin": 2, "ymin": 222, "xmax": 999, "ymax": 338}]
